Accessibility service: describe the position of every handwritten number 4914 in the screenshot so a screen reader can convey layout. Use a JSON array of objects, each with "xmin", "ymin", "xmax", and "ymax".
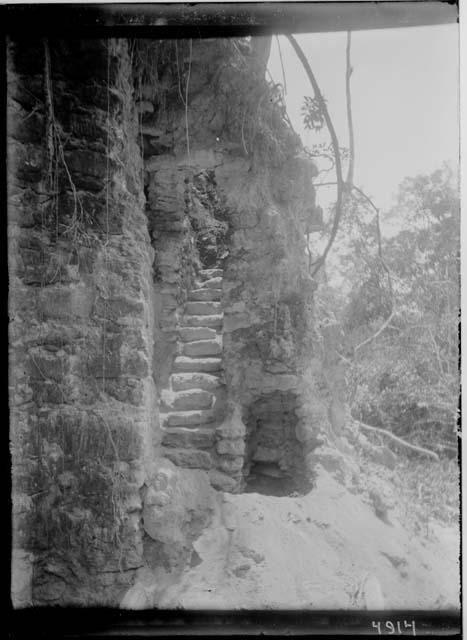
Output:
[{"xmin": 372, "ymin": 620, "xmax": 416, "ymax": 635}]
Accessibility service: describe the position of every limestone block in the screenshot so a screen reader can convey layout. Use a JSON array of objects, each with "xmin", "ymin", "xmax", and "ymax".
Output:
[
  {"xmin": 224, "ymin": 301, "xmax": 246, "ymax": 314},
  {"xmin": 28, "ymin": 351, "xmax": 70, "ymax": 382},
  {"xmin": 198, "ymin": 268, "xmax": 223, "ymax": 280},
  {"xmin": 178, "ymin": 327, "xmax": 217, "ymax": 342},
  {"xmin": 218, "ymin": 456, "xmax": 244, "ymax": 473},
  {"xmin": 209, "ymin": 469, "xmax": 240, "ymax": 492},
  {"xmin": 171, "ymin": 372, "xmax": 222, "ymax": 392},
  {"xmin": 182, "ymin": 339, "xmax": 222, "ymax": 358},
  {"xmin": 142, "ymin": 459, "xmax": 216, "ymax": 570},
  {"xmin": 188, "ymin": 288, "xmax": 222, "ymax": 302},
  {"xmin": 216, "ymin": 405, "xmax": 246, "ymax": 439},
  {"xmin": 163, "ymin": 448, "xmax": 213, "ymax": 470},
  {"xmin": 202, "ymin": 277, "xmax": 223, "ymax": 289},
  {"xmin": 294, "ymin": 405, "xmax": 310, "ymax": 419},
  {"xmin": 223, "ymin": 313, "xmax": 253, "ymax": 333},
  {"xmin": 160, "ymin": 293, "xmax": 179, "ymax": 310},
  {"xmin": 122, "ymin": 350, "xmax": 149, "ymax": 378},
  {"xmin": 182, "ymin": 314, "xmax": 223, "ymax": 328},
  {"xmin": 64, "ymin": 148, "xmax": 107, "ymax": 179},
  {"xmin": 171, "ymin": 389, "xmax": 215, "ymax": 411},
  {"xmin": 38, "ymin": 283, "xmax": 95, "ymax": 320},
  {"xmin": 163, "ymin": 409, "xmax": 215, "ymax": 427},
  {"xmin": 162, "ymin": 427, "xmax": 215, "ymax": 449},
  {"xmin": 216, "ymin": 438, "xmax": 245, "ymax": 456},
  {"xmin": 173, "ymin": 356, "xmax": 222, "ymax": 373},
  {"xmin": 185, "ymin": 301, "xmax": 222, "ymax": 316}
]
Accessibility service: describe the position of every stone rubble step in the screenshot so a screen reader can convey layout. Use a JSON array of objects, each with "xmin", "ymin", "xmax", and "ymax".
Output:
[
  {"xmin": 185, "ymin": 301, "xmax": 222, "ymax": 316},
  {"xmin": 162, "ymin": 447, "xmax": 213, "ymax": 470},
  {"xmin": 160, "ymin": 285, "xmax": 180, "ymax": 295},
  {"xmin": 182, "ymin": 314, "xmax": 223, "ymax": 328},
  {"xmin": 161, "ymin": 409, "xmax": 215, "ymax": 427},
  {"xmin": 160, "ymin": 293, "xmax": 180, "ymax": 310},
  {"xmin": 161, "ymin": 426, "xmax": 215, "ymax": 449},
  {"xmin": 188, "ymin": 288, "xmax": 222, "ymax": 302},
  {"xmin": 178, "ymin": 326, "xmax": 218, "ymax": 342},
  {"xmin": 182, "ymin": 339, "xmax": 222, "ymax": 358},
  {"xmin": 173, "ymin": 356, "xmax": 222, "ymax": 373},
  {"xmin": 161, "ymin": 388, "xmax": 215, "ymax": 411},
  {"xmin": 171, "ymin": 372, "xmax": 222, "ymax": 392},
  {"xmin": 200, "ymin": 277, "xmax": 223, "ymax": 290},
  {"xmin": 198, "ymin": 268, "xmax": 223, "ymax": 280}
]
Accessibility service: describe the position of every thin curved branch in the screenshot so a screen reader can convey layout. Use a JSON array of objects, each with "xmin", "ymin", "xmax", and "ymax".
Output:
[
  {"xmin": 276, "ymin": 35, "xmax": 287, "ymax": 94},
  {"xmin": 351, "ymin": 184, "xmax": 394, "ymax": 298},
  {"xmin": 375, "ymin": 207, "xmax": 393, "ymax": 297},
  {"xmin": 286, "ymin": 34, "xmax": 344, "ymax": 277},
  {"xmin": 354, "ymin": 310, "xmax": 395, "ymax": 353},
  {"xmin": 314, "ymin": 181, "xmax": 338, "ymax": 188},
  {"xmin": 356, "ymin": 420, "xmax": 439, "ymax": 461},
  {"xmin": 349, "ymin": 192, "xmax": 397, "ymax": 354},
  {"xmin": 174, "ymin": 41, "xmax": 186, "ymax": 107},
  {"xmin": 351, "ymin": 184, "xmax": 378, "ymax": 214},
  {"xmin": 345, "ymin": 31, "xmax": 355, "ymax": 186},
  {"xmin": 185, "ymin": 38, "xmax": 192, "ymax": 162}
]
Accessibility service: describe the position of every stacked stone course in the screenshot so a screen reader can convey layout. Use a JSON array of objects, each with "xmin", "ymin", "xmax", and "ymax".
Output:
[{"xmin": 9, "ymin": 35, "xmax": 333, "ymax": 607}]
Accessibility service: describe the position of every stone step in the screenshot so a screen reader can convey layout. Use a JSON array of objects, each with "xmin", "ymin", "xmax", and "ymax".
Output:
[
  {"xmin": 182, "ymin": 339, "xmax": 222, "ymax": 358},
  {"xmin": 182, "ymin": 314, "xmax": 223, "ymax": 328},
  {"xmin": 185, "ymin": 301, "xmax": 222, "ymax": 316},
  {"xmin": 171, "ymin": 372, "xmax": 222, "ymax": 392},
  {"xmin": 173, "ymin": 356, "xmax": 222, "ymax": 373},
  {"xmin": 199, "ymin": 268, "xmax": 223, "ymax": 280},
  {"xmin": 201, "ymin": 277, "xmax": 223, "ymax": 290},
  {"xmin": 161, "ymin": 426, "xmax": 215, "ymax": 449},
  {"xmin": 161, "ymin": 388, "xmax": 214, "ymax": 411},
  {"xmin": 188, "ymin": 288, "xmax": 222, "ymax": 302},
  {"xmin": 178, "ymin": 326, "xmax": 218, "ymax": 342},
  {"xmin": 160, "ymin": 293, "xmax": 180, "ymax": 310},
  {"xmin": 162, "ymin": 448, "xmax": 213, "ymax": 470},
  {"xmin": 161, "ymin": 409, "xmax": 215, "ymax": 427}
]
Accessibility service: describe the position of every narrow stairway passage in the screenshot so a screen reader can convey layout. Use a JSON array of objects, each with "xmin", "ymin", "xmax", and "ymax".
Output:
[{"xmin": 160, "ymin": 268, "xmax": 225, "ymax": 470}]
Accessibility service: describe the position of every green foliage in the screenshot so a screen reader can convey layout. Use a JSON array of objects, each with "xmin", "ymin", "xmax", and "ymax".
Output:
[
  {"xmin": 301, "ymin": 95, "xmax": 327, "ymax": 132},
  {"xmin": 340, "ymin": 166, "xmax": 459, "ymax": 450},
  {"xmin": 344, "ymin": 267, "xmax": 392, "ymax": 333},
  {"xmin": 395, "ymin": 457, "xmax": 459, "ymax": 536}
]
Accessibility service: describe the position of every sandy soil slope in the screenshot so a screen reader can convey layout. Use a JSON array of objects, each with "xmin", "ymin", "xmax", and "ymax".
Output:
[{"xmin": 151, "ymin": 470, "xmax": 459, "ymax": 611}]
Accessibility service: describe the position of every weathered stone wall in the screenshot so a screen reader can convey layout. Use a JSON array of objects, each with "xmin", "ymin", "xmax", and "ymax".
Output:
[
  {"xmin": 8, "ymin": 38, "xmax": 156, "ymax": 606},
  {"xmin": 9, "ymin": 35, "xmax": 340, "ymax": 607},
  {"xmin": 133, "ymin": 37, "xmax": 327, "ymax": 494}
]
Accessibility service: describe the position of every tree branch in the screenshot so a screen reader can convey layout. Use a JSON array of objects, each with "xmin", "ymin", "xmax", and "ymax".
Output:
[
  {"xmin": 349, "ymin": 183, "xmax": 396, "ymax": 354},
  {"xmin": 286, "ymin": 34, "xmax": 344, "ymax": 277},
  {"xmin": 276, "ymin": 35, "xmax": 287, "ymax": 94},
  {"xmin": 345, "ymin": 31, "xmax": 355, "ymax": 186},
  {"xmin": 356, "ymin": 419, "xmax": 440, "ymax": 461},
  {"xmin": 354, "ymin": 310, "xmax": 395, "ymax": 353},
  {"xmin": 185, "ymin": 38, "xmax": 192, "ymax": 162}
]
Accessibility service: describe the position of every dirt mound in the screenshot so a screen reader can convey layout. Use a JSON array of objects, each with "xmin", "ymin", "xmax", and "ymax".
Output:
[{"xmin": 146, "ymin": 469, "xmax": 460, "ymax": 610}]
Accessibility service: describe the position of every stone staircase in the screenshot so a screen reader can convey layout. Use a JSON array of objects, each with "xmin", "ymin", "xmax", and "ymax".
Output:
[{"xmin": 160, "ymin": 268, "xmax": 225, "ymax": 470}]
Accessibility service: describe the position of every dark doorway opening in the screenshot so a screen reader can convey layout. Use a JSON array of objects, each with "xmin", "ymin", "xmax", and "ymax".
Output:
[{"xmin": 242, "ymin": 392, "xmax": 310, "ymax": 497}]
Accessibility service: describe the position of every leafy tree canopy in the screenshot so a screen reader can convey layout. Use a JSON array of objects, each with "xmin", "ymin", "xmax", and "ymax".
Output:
[{"xmin": 333, "ymin": 165, "xmax": 459, "ymax": 452}]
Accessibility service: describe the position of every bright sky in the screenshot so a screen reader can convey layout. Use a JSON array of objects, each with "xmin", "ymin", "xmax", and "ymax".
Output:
[{"xmin": 268, "ymin": 24, "xmax": 459, "ymax": 216}]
